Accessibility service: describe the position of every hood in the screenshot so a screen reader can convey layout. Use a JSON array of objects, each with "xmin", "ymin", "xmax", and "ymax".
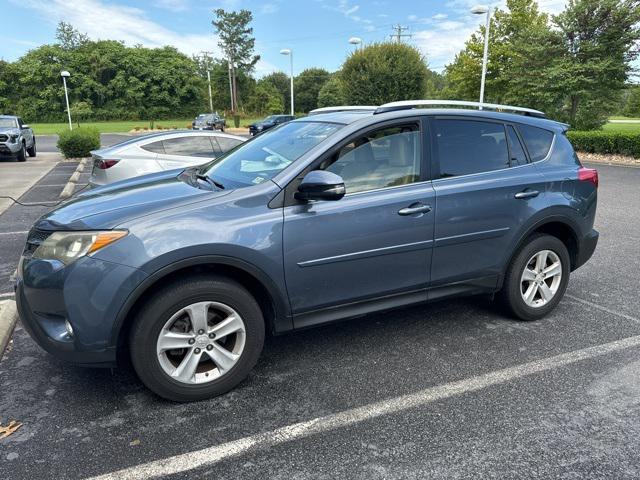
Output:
[{"xmin": 35, "ymin": 169, "xmax": 230, "ymax": 231}]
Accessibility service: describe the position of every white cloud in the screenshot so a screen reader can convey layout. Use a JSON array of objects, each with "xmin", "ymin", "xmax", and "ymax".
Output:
[
  {"xmin": 260, "ymin": 3, "xmax": 279, "ymax": 14},
  {"xmin": 433, "ymin": 13, "xmax": 448, "ymax": 20},
  {"xmin": 12, "ymin": 0, "xmax": 220, "ymax": 57},
  {"xmin": 155, "ymin": 0, "xmax": 189, "ymax": 12}
]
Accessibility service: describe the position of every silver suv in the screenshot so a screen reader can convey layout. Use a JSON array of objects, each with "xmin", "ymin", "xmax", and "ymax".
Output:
[{"xmin": 0, "ymin": 115, "xmax": 36, "ymax": 161}]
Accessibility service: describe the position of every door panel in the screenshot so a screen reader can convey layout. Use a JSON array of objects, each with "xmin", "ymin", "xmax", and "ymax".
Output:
[
  {"xmin": 431, "ymin": 164, "xmax": 546, "ymax": 286},
  {"xmin": 283, "ymin": 183, "xmax": 435, "ymax": 314}
]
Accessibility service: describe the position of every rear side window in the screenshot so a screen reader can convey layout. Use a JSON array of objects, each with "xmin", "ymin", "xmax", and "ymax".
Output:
[
  {"xmin": 517, "ymin": 124, "xmax": 554, "ymax": 161},
  {"xmin": 141, "ymin": 140, "xmax": 165, "ymax": 154},
  {"xmin": 506, "ymin": 126, "xmax": 528, "ymax": 166},
  {"xmin": 214, "ymin": 137, "xmax": 243, "ymax": 153},
  {"xmin": 434, "ymin": 119, "xmax": 509, "ymax": 178},
  {"xmin": 162, "ymin": 136, "xmax": 216, "ymax": 158}
]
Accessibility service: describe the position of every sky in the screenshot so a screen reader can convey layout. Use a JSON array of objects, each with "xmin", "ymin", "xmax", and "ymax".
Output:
[{"xmin": 1, "ymin": 0, "xmax": 569, "ymax": 75}]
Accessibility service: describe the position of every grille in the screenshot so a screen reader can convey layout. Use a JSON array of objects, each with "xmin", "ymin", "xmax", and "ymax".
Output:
[
  {"xmin": 23, "ymin": 229, "xmax": 53, "ymax": 258},
  {"xmin": 0, "ymin": 134, "xmax": 8, "ymax": 142}
]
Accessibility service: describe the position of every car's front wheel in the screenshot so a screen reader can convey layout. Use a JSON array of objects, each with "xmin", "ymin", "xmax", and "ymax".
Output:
[
  {"xmin": 27, "ymin": 139, "xmax": 36, "ymax": 157},
  {"xmin": 16, "ymin": 143, "xmax": 27, "ymax": 162},
  {"xmin": 130, "ymin": 275, "xmax": 265, "ymax": 402},
  {"xmin": 498, "ymin": 234, "xmax": 570, "ymax": 321}
]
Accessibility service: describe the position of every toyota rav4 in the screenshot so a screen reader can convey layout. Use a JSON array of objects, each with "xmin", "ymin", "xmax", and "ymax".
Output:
[{"xmin": 15, "ymin": 101, "xmax": 598, "ymax": 402}]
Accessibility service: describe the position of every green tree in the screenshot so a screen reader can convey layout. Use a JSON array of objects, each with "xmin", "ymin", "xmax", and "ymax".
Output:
[
  {"xmin": 212, "ymin": 9, "xmax": 260, "ymax": 114},
  {"xmin": 69, "ymin": 101, "xmax": 93, "ymax": 126},
  {"xmin": 294, "ymin": 68, "xmax": 331, "ymax": 113},
  {"xmin": 317, "ymin": 74, "xmax": 346, "ymax": 107},
  {"xmin": 623, "ymin": 86, "xmax": 640, "ymax": 117},
  {"xmin": 261, "ymin": 71, "xmax": 290, "ymax": 112},
  {"xmin": 55, "ymin": 21, "xmax": 89, "ymax": 50},
  {"xmin": 340, "ymin": 43, "xmax": 428, "ymax": 105},
  {"xmin": 246, "ymin": 81, "xmax": 284, "ymax": 115}
]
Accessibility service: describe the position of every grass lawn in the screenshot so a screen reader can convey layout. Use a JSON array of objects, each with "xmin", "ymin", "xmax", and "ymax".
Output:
[
  {"xmin": 31, "ymin": 117, "xmax": 263, "ymax": 135},
  {"xmin": 603, "ymin": 122, "xmax": 640, "ymax": 133}
]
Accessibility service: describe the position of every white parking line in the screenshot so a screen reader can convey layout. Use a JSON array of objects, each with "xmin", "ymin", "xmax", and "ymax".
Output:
[
  {"xmin": 566, "ymin": 294, "xmax": 640, "ymax": 324},
  {"xmin": 0, "ymin": 231, "xmax": 28, "ymax": 236},
  {"xmin": 87, "ymin": 331, "xmax": 640, "ymax": 480}
]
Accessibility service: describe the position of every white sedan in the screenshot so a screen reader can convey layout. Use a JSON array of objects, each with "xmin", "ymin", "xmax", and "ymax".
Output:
[{"xmin": 89, "ymin": 130, "xmax": 245, "ymax": 186}]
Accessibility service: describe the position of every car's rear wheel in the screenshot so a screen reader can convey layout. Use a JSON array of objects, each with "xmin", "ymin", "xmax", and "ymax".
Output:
[
  {"xmin": 27, "ymin": 139, "xmax": 36, "ymax": 157},
  {"xmin": 16, "ymin": 143, "xmax": 26, "ymax": 162},
  {"xmin": 129, "ymin": 275, "xmax": 265, "ymax": 402},
  {"xmin": 498, "ymin": 234, "xmax": 570, "ymax": 321}
]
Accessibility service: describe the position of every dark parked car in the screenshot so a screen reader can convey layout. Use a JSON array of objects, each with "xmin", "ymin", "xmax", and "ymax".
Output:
[
  {"xmin": 0, "ymin": 115, "xmax": 36, "ymax": 161},
  {"xmin": 248, "ymin": 114, "xmax": 294, "ymax": 135},
  {"xmin": 16, "ymin": 100, "xmax": 598, "ymax": 402},
  {"xmin": 192, "ymin": 113, "xmax": 226, "ymax": 131}
]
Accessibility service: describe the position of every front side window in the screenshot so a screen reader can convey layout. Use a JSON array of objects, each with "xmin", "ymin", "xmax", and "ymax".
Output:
[
  {"xmin": 162, "ymin": 136, "xmax": 216, "ymax": 158},
  {"xmin": 214, "ymin": 136, "xmax": 243, "ymax": 154},
  {"xmin": 202, "ymin": 121, "xmax": 342, "ymax": 189},
  {"xmin": 517, "ymin": 124, "xmax": 554, "ymax": 161},
  {"xmin": 321, "ymin": 124, "xmax": 421, "ymax": 194},
  {"xmin": 434, "ymin": 119, "xmax": 509, "ymax": 178}
]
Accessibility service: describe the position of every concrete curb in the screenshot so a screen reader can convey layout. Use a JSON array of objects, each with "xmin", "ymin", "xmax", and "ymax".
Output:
[
  {"xmin": 59, "ymin": 158, "xmax": 89, "ymax": 199},
  {"xmin": 0, "ymin": 300, "xmax": 18, "ymax": 359}
]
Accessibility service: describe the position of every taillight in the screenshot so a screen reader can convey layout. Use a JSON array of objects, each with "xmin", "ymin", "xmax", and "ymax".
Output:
[
  {"xmin": 578, "ymin": 167, "xmax": 598, "ymax": 188},
  {"xmin": 96, "ymin": 159, "xmax": 119, "ymax": 170}
]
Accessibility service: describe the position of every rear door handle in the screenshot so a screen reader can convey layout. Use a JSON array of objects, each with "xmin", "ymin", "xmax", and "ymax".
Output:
[
  {"xmin": 514, "ymin": 190, "xmax": 539, "ymax": 199},
  {"xmin": 398, "ymin": 203, "xmax": 432, "ymax": 216}
]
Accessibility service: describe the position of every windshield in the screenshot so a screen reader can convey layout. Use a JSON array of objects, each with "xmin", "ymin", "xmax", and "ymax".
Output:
[
  {"xmin": 0, "ymin": 118, "xmax": 18, "ymax": 128},
  {"xmin": 202, "ymin": 121, "xmax": 342, "ymax": 188}
]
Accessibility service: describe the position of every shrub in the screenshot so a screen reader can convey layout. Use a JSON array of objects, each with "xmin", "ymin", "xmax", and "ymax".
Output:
[
  {"xmin": 566, "ymin": 131, "xmax": 640, "ymax": 158},
  {"xmin": 56, "ymin": 127, "xmax": 100, "ymax": 158}
]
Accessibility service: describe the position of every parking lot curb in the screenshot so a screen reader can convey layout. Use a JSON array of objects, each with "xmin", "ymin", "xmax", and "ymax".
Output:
[
  {"xmin": 0, "ymin": 300, "xmax": 18, "ymax": 359},
  {"xmin": 59, "ymin": 158, "xmax": 88, "ymax": 199}
]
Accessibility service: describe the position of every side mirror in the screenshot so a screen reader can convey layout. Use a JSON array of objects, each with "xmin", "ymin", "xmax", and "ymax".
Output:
[
  {"xmin": 295, "ymin": 170, "xmax": 345, "ymax": 202},
  {"xmin": 22, "ymin": 124, "xmax": 30, "ymax": 129}
]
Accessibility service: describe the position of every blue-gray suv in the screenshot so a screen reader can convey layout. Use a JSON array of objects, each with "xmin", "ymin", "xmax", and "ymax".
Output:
[{"xmin": 15, "ymin": 101, "xmax": 599, "ymax": 402}]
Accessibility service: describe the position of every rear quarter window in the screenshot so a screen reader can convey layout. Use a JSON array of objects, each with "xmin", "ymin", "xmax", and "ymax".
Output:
[{"xmin": 517, "ymin": 124, "xmax": 554, "ymax": 161}]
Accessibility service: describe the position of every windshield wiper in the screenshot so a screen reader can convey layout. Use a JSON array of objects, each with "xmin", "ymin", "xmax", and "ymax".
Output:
[{"xmin": 196, "ymin": 173, "xmax": 225, "ymax": 190}]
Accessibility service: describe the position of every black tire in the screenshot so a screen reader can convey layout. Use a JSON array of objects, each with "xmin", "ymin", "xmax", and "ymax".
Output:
[
  {"xmin": 129, "ymin": 275, "xmax": 265, "ymax": 402},
  {"xmin": 497, "ymin": 234, "xmax": 570, "ymax": 321},
  {"xmin": 16, "ymin": 143, "xmax": 26, "ymax": 162},
  {"xmin": 27, "ymin": 139, "xmax": 36, "ymax": 157}
]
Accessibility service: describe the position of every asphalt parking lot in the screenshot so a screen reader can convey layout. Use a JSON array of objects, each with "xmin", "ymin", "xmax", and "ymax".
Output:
[{"xmin": 1, "ymin": 163, "xmax": 639, "ymax": 479}]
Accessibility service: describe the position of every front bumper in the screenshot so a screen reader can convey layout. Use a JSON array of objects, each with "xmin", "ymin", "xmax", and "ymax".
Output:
[
  {"xmin": 15, "ymin": 254, "xmax": 148, "ymax": 366},
  {"xmin": 0, "ymin": 141, "xmax": 21, "ymax": 155},
  {"xmin": 574, "ymin": 228, "xmax": 599, "ymax": 271}
]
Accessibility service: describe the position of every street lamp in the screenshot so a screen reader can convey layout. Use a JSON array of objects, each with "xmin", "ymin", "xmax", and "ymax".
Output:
[
  {"xmin": 280, "ymin": 48, "xmax": 294, "ymax": 116},
  {"xmin": 348, "ymin": 37, "xmax": 362, "ymax": 49},
  {"xmin": 60, "ymin": 70, "xmax": 72, "ymax": 130},
  {"xmin": 470, "ymin": 4, "xmax": 490, "ymax": 110}
]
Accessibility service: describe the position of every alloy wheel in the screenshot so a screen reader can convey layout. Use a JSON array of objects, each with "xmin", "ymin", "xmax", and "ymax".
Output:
[
  {"xmin": 520, "ymin": 249, "xmax": 563, "ymax": 308},
  {"xmin": 156, "ymin": 301, "xmax": 246, "ymax": 384}
]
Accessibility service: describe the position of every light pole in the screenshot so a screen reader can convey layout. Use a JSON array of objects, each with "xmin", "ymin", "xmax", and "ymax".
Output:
[
  {"xmin": 227, "ymin": 60, "xmax": 234, "ymax": 112},
  {"xmin": 280, "ymin": 49, "xmax": 294, "ymax": 116},
  {"xmin": 471, "ymin": 5, "xmax": 490, "ymax": 110},
  {"xmin": 60, "ymin": 70, "xmax": 72, "ymax": 130},
  {"xmin": 348, "ymin": 37, "xmax": 362, "ymax": 50},
  {"xmin": 206, "ymin": 69, "xmax": 213, "ymax": 112}
]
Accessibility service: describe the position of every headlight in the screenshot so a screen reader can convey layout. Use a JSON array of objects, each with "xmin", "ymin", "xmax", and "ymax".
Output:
[
  {"xmin": 9, "ymin": 134, "xmax": 19, "ymax": 142},
  {"xmin": 33, "ymin": 230, "xmax": 127, "ymax": 265}
]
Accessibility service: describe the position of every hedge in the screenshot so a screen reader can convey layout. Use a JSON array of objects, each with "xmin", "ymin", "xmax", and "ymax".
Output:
[
  {"xmin": 566, "ymin": 131, "xmax": 640, "ymax": 158},
  {"xmin": 57, "ymin": 127, "xmax": 101, "ymax": 158}
]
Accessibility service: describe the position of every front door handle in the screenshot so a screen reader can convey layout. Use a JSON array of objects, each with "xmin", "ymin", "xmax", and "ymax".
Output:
[
  {"xmin": 398, "ymin": 203, "xmax": 432, "ymax": 216},
  {"xmin": 514, "ymin": 190, "xmax": 539, "ymax": 199}
]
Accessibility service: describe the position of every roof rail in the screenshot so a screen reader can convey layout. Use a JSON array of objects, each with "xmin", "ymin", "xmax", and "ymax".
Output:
[
  {"xmin": 308, "ymin": 106, "xmax": 378, "ymax": 115},
  {"xmin": 374, "ymin": 100, "xmax": 545, "ymax": 118}
]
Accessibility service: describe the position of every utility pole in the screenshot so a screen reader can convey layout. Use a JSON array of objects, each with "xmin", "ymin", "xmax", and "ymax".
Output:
[
  {"xmin": 199, "ymin": 51, "xmax": 215, "ymax": 112},
  {"xmin": 390, "ymin": 24, "xmax": 412, "ymax": 43}
]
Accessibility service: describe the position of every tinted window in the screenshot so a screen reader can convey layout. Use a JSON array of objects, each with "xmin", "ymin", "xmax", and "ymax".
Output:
[
  {"xmin": 517, "ymin": 124, "xmax": 554, "ymax": 161},
  {"xmin": 434, "ymin": 119, "xmax": 509, "ymax": 178},
  {"xmin": 214, "ymin": 136, "xmax": 243, "ymax": 153},
  {"xmin": 162, "ymin": 136, "xmax": 215, "ymax": 158},
  {"xmin": 141, "ymin": 140, "xmax": 165, "ymax": 154},
  {"xmin": 323, "ymin": 125, "xmax": 421, "ymax": 194},
  {"xmin": 507, "ymin": 126, "xmax": 527, "ymax": 166}
]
